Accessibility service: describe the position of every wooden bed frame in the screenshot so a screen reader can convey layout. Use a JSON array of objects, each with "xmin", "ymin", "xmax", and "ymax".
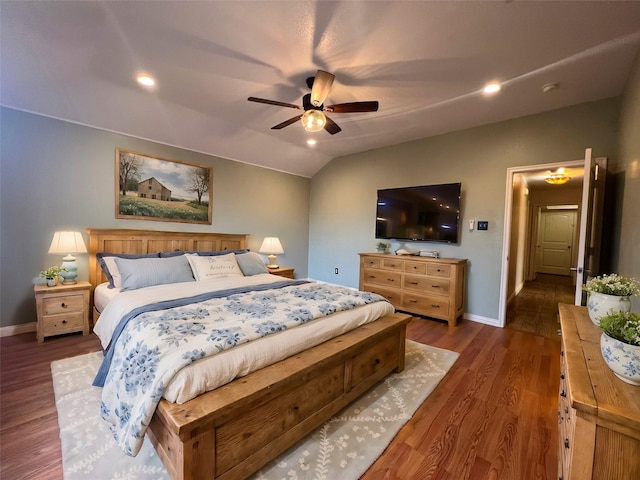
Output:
[{"xmin": 86, "ymin": 228, "xmax": 410, "ymax": 480}]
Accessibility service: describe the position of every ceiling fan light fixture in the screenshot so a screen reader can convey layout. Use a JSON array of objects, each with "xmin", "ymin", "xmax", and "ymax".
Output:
[
  {"xmin": 545, "ymin": 174, "xmax": 571, "ymax": 185},
  {"xmin": 301, "ymin": 110, "xmax": 326, "ymax": 132}
]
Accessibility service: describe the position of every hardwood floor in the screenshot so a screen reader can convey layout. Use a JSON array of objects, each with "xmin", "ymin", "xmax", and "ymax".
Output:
[
  {"xmin": 1, "ymin": 315, "xmax": 561, "ymax": 479},
  {"xmin": 506, "ymin": 273, "xmax": 575, "ymax": 340}
]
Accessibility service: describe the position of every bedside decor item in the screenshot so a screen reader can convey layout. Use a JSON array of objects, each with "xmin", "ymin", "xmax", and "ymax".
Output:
[
  {"xmin": 583, "ymin": 274, "xmax": 640, "ymax": 325},
  {"xmin": 259, "ymin": 237, "xmax": 284, "ymax": 268},
  {"xmin": 39, "ymin": 266, "xmax": 67, "ymax": 286},
  {"xmin": 599, "ymin": 311, "xmax": 640, "ymax": 385},
  {"xmin": 48, "ymin": 231, "xmax": 87, "ymax": 284},
  {"xmin": 376, "ymin": 241, "xmax": 390, "ymax": 253}
]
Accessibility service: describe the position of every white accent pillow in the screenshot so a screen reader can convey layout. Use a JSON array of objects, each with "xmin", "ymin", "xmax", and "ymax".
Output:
[{"xmin": 186, "ymin": 253, "xmax": 244, "ymax": 281}]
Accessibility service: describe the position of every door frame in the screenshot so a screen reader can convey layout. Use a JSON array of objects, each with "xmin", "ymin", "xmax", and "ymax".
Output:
[{"xmin": 498, "ymin": 159, "xmax": 584, "ymax": 328}]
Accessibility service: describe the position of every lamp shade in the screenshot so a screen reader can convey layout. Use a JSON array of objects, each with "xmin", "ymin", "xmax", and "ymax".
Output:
[
  {"xmin": 48, "ymin": 231, "xmax": 88, "ymax": 254},
  {"xmin": 259, "ymin": 237, "xmax": 284, "ymax": 255},
  {"xmin": 259, "ymin": 237, "xmax": 284, "ymax": 269},
  {"xmin": 48, "ymin": 231, "xmax": 87, "ymax": 284}
]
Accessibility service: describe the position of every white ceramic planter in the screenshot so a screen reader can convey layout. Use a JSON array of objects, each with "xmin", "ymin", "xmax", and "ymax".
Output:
[
  {"xmin": 600, "ymin": 332, "xmax": 640, "ymax": 385},
  {"xmin": 587, "ymin": 292, "xmax": 631, "ymax": 325}
]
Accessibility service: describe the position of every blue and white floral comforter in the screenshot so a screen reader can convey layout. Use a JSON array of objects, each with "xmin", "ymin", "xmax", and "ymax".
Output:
[{"xmin": 98, "ymin": 280, "xmax": 388, "ymax": 456}]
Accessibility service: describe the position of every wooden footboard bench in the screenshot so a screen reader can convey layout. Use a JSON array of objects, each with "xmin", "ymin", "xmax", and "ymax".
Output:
[{"xmin": 147, "ymin": 312, "xmax": 410, "ymax": 480}]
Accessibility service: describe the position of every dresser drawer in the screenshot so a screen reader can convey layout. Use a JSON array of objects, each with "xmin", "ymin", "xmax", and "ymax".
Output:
[
  {"xmin": 404, "ymin": 261, "xmax": 426, "ymax": 275},
  {"xmin": 426, "ymin": 264, "xmax": 451, "ymax": 278},
  {"xmin": 361, "ymin": 257, "xmax": 381, "ymax": 269},
  {"xmin": 362, "ymin": 285, "xmax": 401, "ymax": 306},
  {"xmin": 403, "ymin": 274, "xmax": 450, "ymax": 296},
  {"xmin": 42, "ymin": 312, "xmax": 85, "ymax": 333},
  {"xmin": 402, "ymin": 293, "xmax": 450, "ymax": 317},
  {"xmin": 381, "ymin": 258, "xmax": 404, "ymax": 271},
  {"xmin": 42, "ymin": 294, "xmax": 85, "ymax": 315},
  {"xmin": 362, "ymin": 269, "xmax": 402, "ymax": 288}
]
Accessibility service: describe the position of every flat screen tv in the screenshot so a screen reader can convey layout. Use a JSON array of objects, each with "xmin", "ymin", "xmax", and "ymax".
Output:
[{"xmin": 375, "ymin": 182, "xmax": 461, "ymax": 243}]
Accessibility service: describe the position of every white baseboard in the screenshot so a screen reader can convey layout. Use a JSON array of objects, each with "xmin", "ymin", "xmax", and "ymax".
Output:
[
  {"xmin": 464, "ymin": 313, "xmax": 501, "ymax": 327},
  {"xmin": 0, "ymin": 322, "xmax": 37, "ymax": 337}
]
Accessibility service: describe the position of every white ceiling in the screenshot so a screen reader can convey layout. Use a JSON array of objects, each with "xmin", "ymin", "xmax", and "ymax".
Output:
[{"xmin": 2, "ymin": 1, "xmax": 640, "ymax": 178}]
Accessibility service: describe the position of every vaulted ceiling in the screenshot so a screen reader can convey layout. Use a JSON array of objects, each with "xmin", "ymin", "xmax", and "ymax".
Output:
[{"xmin": 2, "ymin": 1, "xmax": 640, "ymax": 177}]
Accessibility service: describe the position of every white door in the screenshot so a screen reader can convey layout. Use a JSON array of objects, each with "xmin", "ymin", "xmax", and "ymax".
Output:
[
  {"xmin": 573, "ymin": 148, "xmax": 608, "ymax": 305},
  {"xmin": 535, "ymin": 209, "xmax": 576, "ymax": 276}
]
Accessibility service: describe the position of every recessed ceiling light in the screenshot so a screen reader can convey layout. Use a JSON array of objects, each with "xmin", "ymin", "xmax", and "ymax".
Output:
[
  {"xmin": 307, "ymin": 139, "xmax": 317, "ymax": 146},
  {"xmin": 483, "ymin": 82, "xmax": 501, "ymax": 94},
  {"xmin": 136, "ymin": 73, "xmax": 155, "ymax": 87}
]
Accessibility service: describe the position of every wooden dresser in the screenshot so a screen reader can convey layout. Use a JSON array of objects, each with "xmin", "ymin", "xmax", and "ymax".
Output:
[
  {"xmin": 359, "ymin": 253, "xmax": 467, "ymax": 326},
  {"xmin": 558, "ymin": 303, "xmax": 640, "ymax": 480}
]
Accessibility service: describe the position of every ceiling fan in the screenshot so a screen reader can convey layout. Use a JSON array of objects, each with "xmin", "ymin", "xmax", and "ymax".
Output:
[{"xmin": 248, "ymin": 70, "xmax": 379, "ymax": 135}]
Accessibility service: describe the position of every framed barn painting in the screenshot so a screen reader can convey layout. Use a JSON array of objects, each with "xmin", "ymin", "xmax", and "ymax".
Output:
[{"xmin": 115, "ymin": 148, "xmax": 213, "ymax": 224}]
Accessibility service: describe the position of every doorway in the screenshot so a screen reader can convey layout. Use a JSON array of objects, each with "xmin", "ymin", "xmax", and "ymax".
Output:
[{"xmin": 499, "ymin": 160, "xmax": 585, "ymax": 327}]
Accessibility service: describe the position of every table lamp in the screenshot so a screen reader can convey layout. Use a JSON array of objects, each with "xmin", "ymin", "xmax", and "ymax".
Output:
[
  {"xmin": 48, "ymin": 231, "xmax": 88, "ymax": 284},
  {"xmin": 259, "ymin": 237, "xmax": 284, "ymax": 269}
]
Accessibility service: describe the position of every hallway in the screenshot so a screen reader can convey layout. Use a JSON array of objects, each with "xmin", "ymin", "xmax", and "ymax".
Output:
[{"xmin": 506, "ymin": 273, "xmax": 575, "ymax": 340}]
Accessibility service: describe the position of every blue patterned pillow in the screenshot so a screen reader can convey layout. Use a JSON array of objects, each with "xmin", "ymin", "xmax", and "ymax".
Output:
[{"xmin": 114, "ymin": 255, "xmax": 195, "ymax": 291}]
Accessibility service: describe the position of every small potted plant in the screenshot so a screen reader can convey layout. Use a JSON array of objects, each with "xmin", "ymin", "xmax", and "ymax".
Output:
[
  {"xmin": 582, "ymin": 274, "xmax": 640, "ymax": 325},
  {"xmin": 39, "ymin": 266, "xmax": 67, "ymax": 287},
  {"xmin": 376, "ymin": 241, "xmax": 390, "ymax": 254},
  {"xmin": 599, "ymin": 311, "xmax": 640, "ymax": 385}
]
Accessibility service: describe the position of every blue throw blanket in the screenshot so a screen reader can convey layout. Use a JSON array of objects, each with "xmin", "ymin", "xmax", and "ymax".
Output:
[{"xmin": 98, "ymin": 281, "xmax": 387, "ymax": 456}]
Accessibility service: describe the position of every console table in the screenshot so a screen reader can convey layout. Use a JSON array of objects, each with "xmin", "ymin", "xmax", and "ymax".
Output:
[{"xmin": 557, "ymin": 303, "xmax": 640, "ymax": 480}]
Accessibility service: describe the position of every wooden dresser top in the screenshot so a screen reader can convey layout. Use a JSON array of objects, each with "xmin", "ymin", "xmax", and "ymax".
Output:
[{"xmin": 559, "ymin": 303, "xmax": 640, "ymax": 435}]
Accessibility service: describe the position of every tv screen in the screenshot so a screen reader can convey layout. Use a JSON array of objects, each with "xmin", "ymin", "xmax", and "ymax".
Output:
[{"xmin": 375, "ymin": 183, "xmax": 461, "ymax": 243}]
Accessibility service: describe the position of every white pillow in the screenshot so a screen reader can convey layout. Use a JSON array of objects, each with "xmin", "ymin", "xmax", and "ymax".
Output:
[{"xmin": 186, "ymin": 253, "xmax": 244, "ymax": 281}]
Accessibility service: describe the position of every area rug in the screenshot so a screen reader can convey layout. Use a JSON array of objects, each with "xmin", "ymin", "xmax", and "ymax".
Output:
[{"xmin": 52, "ymin": 340, "xmax": 458, "ymax": 480}]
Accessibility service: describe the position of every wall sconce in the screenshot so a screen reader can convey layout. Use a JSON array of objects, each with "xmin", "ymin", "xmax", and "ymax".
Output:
[
  {"xmin": 259, "ymin": 237, "xmax": 284, "ymax": 269},
  {"xmin": 48, "ymin": 231, "xmax": 87, "ymax": 284}
]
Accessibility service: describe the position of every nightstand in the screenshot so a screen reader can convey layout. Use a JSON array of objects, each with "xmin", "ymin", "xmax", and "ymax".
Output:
[
  {"xmin": 268, "ymin": 267, "xmax": 295, "ymax": 279},
  {"xmin": 34, "ymin": 281, "xmax": 91, "ymax": 343}
]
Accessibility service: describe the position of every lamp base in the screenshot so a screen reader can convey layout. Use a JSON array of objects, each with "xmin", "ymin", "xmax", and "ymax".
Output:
[
  {"xmin": 266, "ymin": 254, "xmax": 278, "ymax": 269},
  {"xmin": 60, "ymin": 254, "xmax": 78, "ymax": 285}
]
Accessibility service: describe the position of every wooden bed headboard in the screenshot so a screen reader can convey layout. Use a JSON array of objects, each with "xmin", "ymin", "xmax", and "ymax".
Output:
[{"xmin": 86, "ymin": 228, "xmax": 248, "ymax": 287}]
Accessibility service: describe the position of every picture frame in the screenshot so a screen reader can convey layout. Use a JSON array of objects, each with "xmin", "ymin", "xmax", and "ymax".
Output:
[{"xmin": 115, "ymin": 148, "xmax": 213, "ymax": 224}]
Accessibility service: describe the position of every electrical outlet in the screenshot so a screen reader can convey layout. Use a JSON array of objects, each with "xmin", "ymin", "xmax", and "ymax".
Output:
[
  {"xmin": 477, "ymin": 221, "xmax": 489, "ymax": 231},
  {"xmin": 334, "ymin": 268, "xmax": 339, "ymax": 274}
]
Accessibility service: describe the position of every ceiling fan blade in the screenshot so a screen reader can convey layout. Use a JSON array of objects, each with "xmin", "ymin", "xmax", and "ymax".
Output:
[
  {"xmin": 271, "ymin": 115, "xmax": 303, "ymax": 130},
  {"xmin": 310, "ymin": 70, "xmax": 335, "ymax": 107},
  {"xmin": 325, "ymin": 101, "xmax": 379, "ymax": 113},
  {"xmin": 248, "ymin": 97, "xmax": 302, "ymax": 110},
  {"xmin": 323, "ymin": 115, "xmax": 341, "ymax": 135}
]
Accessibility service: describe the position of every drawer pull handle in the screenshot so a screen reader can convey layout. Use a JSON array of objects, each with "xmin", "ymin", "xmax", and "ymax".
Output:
[
  {"xmin": 431, "ymin": 285, "xmax": 440, "ymax": 288},
  {"xmin": 560, "ymin": 390, "xmax": 566, "ymax": 398},
  {"xmin": 387, "ymin": 278, "xmax": 395, "ymax": 282},
  {"xmin": 564, "ymin": 438, "xmax": 570, "ymax": 449},
  {"xmin": 62, "ymin": 319, "xmax": 68, "ymax": 324},
  {"xmin": 61, "ymin": 302, "xmax": 68, "ymax": 308},
  {"xmin": 431, "ymin": 304, "xmax": 440, "ymax": 308},
  {"xmin": 409, "ymin": 300, "xmax": 417, "ymax": 303},
  {"xmin": 410, "ymin": 282, "xmax": 418, "ymax": 285},
  {"xmin": 560, "ymin": 374, "xmax": 565, "ymax": 380}
]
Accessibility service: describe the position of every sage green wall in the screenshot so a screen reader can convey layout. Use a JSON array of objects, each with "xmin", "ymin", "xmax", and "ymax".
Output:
[
  {"xmin": 615, "ymin": 50, "xmax": 640, "ymax": 311},
  {"xmin": 308, "ymin": 98, "xmax": 621, "ymax": 323},
  {"xmin": 0, "ymin": 107, "xmax": 310, "ymax": 328}
]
